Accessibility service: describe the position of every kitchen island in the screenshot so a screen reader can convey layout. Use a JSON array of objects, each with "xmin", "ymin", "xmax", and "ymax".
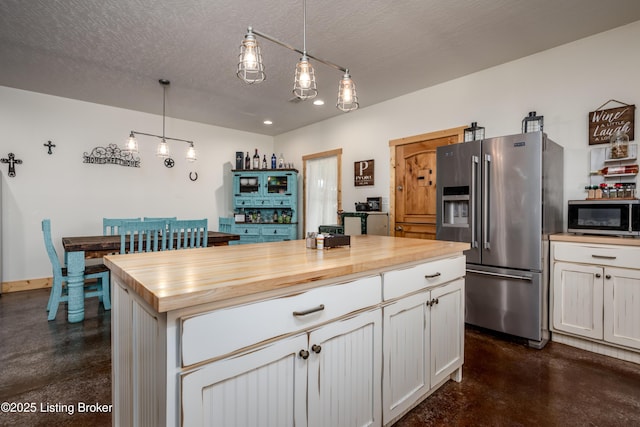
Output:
[{"xmin": 105, "ymin": 235, "xmax": 468, "ymax": 426}]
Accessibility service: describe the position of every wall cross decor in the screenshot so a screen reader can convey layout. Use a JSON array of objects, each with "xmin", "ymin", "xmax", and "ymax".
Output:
[
  {"xmin": 1, "ymin": 153, "xmax": 23, "ymax": 177},
  {"xmin": 44, "ymin": 140, "xmax": 56, "ymax": 154}
]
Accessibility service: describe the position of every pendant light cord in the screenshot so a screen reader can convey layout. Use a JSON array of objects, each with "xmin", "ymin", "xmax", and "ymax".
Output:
[
  {"xmin": 162, "ymin": 84, "xmax": 166, "ymax": 140},
  {"xmin": 302, "ymin": 0, "xmax": 307, "ymax": 54}
]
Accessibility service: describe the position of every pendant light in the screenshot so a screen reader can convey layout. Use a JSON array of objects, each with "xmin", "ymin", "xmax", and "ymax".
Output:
[
  {"xmin": 237, "ymin": 27, "xmax": 266, "ymax": 84},
  {"xmin": 237, "ymin": 0, "xmax": 358, "ymax": 112},
  {"xmin": 336, "ymin": 70, "xmax": 359, "ymax": 112},
  {"xmin": 126, "ymin": 79, "xmax": 197, "ymax": 162},
  {"xmin": 292, "ymin": 0, "xmax": 317, "ymax": 100}
]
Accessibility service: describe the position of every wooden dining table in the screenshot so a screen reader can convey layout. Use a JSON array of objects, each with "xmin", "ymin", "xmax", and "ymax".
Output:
[{"xmin": 61, "ymin": 231, "xmax": 240, "ymax": 323}]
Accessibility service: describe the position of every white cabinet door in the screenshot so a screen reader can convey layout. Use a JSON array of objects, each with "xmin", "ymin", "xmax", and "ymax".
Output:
[
  {"xmin": 307, "ymin": 309, "xmax": 382, "ymax": 427},
  {"xmin": 181, "ymin": 333, "xmax": 308, "ymax": 427},
  {"xmin": 382, "ymin": 291, "xmax": 430, "ymax": 425},
  {"xmin": 552, "ymin": 262, "xmax": 604, "ymax": 339},
  {"xmin": 430, "ymin": 279, "xmax": 464, "ymax": 386},
  {"xmin": 604, "ymin": 267, "xmax": 640, "ymax": 350}
]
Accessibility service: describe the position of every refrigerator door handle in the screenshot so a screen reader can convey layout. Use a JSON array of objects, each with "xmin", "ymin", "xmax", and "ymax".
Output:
[
  {"xmin": 483, "ymin": 154, "xmax": 491, "ymax": 250},
  {"xmin": 471, "ymin": 155, "xmax": 479, "ymax": 248},
  {"xmin": 467, "ymin": 268, "xmax": 533, "ymax": 281}
]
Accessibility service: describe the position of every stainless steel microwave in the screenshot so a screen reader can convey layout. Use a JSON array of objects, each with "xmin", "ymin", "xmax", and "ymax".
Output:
[{"xmin": 567, "ymin": 199, "xmax": 640, "ymax": 237}]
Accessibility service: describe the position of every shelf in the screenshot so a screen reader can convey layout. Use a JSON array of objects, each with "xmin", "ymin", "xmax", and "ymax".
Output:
[
  {"xmin": 603, "ymin": 173, "xmax": 637, "ymax": 178},
  {"xmin": 604, "ymin": 143, "xmax": 637, "ymax": 163}
]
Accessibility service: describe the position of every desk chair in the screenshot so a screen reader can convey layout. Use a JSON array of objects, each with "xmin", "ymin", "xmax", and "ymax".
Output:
[
  {"xmin": 119, "ymin": 220, "xmax": 168, "ymax": 253},
  {"xmin": 168, "ymin": 219, "xmax": 208, "ymax": 249},
  {"xmin": 42, "ymin": 219, "xmax": 111, "ymax": 321},
  {"xmin": 103, "ymin": 217, "xmax": 141, "ymax": 236}
]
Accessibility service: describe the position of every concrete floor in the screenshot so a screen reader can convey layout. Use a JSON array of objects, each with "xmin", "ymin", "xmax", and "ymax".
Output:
[{"xmin": 1, "ymin": 288, "xmax": 639, "ymax": 426}]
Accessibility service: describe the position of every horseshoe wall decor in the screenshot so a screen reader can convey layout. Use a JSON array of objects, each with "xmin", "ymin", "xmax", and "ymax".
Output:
[{"xmin": 189, "ymin": 172, "xmax": 198, "ymax": 181}]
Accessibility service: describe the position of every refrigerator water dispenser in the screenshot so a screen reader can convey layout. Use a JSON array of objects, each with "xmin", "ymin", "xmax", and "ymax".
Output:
[{"xmin": 442, "ymin": 186, "xmax": 469, "ymax": 227}]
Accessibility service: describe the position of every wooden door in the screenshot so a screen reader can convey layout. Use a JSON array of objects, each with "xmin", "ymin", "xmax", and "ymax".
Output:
[
  {"xmin": 429, "ymin": 279, "xmax": 464, "ymax": 386},
  {"xmin": 307, "ymin": 309, "xmax": 382, "ymax": 427},
  {"xmin": 389, "ymin": 127, "xmax": 465, "ymax": 239},
  {"xmin": 604, "ymin": 266, "xmax": 640, "ymax": 350},
  {"xmin": 551, "ymin": 262, "xmax": 604, "ymax": 340}
]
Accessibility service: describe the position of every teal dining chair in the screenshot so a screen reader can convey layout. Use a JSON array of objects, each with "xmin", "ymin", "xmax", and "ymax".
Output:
[
  {"xmin": 168, "ymin": 219, "xmax": 208, "ymax": 249},
  {"xmin": 42, "ymin": 219, "xmax": 111, "ymax": 321},
  {"xmin": 119, "ymin": 220, "xmax": 169, "ymax": 254},
  {"xmin": 103, "ymin": 217, "xmax": 141, "ymax": 235}
]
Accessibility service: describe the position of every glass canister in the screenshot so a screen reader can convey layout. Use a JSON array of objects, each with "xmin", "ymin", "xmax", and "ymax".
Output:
[{"xmin": 609, "ymin": 130, "xmax": 629, "ymax": 159}]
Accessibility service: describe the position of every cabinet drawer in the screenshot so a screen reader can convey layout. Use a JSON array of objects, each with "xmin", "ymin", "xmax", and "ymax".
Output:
[
  {"xmin": 234, "ymin": 197, "xmax": 273, "ymax": 207},
  {"xmin": 272, "ymin": 198, "xmax": 292, "ymax": 207},
  {"xmin": 553, "ymin": 242, "xmax": 640, "ymax": 269},
  {"xmin": 383, "ymin": 255, "xmax": 465, "ymax": 300},
  {"xmin": 233, "ymin": 225, "xmax": 261, "ymax": 236},
  {"xmin": 262, "ymin": 225, "xmax": 293, "ymax": 237},
  {"xmin": 181, "ymin": 275, "xmax": 382, "ymax": 366}
]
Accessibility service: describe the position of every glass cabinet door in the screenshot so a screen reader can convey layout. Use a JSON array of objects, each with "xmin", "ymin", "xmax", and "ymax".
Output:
[
  {"xmin": 266, "ymin": 174, "xmax": 291, "ymax": 195},
  {"xmin": 236, "ymin": 175, "xmax": 260, "ymax": 195}
]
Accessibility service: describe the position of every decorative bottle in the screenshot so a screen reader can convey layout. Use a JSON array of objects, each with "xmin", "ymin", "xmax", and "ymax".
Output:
[
  {"xmin": 262, "ymin": 155, "xmax": 267, "ymax": 169},
  {"xmin": 271, "ymin": 153, "xmax": 277, "ymax": 169},
  {"xmin": 253, "ymin": 149, "xmax": 260, "ymax": 169},
  {"xmin": 278, "ymin": 153, "xmax": 285, "ymax": 169},
  {"xmin": 591, "ymin": 165, "xmax": 639, "ymax": 176},
  {"xmin": 244, "ymin": 152, "xmax": 250, "ymax": 170}
]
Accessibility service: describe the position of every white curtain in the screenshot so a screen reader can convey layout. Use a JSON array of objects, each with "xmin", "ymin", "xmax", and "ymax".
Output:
[{"xmin": 305, "ymin": 156, "xmax": 338, "ymax": 235}]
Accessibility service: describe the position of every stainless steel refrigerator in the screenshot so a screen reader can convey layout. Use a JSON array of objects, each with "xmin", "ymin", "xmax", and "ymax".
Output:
[{"xmin": 436, "ymin": 132, "xmax": 563, "ymax": 348}]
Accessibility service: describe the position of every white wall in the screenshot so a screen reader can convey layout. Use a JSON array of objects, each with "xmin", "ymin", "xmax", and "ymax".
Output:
[
  {"xmin": 275, "ymin": 20, "xmax": 640, "ymax": 218},
  {"xmin": 0, "ymin": 87, "xmax": 272, "ymax": 282}
]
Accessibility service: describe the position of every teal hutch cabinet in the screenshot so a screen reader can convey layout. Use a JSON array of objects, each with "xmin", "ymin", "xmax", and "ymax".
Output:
[{"xmin": 220, "ymin": 170, "xmax": 298, "ymax": 244}]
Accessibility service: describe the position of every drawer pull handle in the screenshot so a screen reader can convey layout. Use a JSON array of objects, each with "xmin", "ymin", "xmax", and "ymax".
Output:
[
  {"xmin": 299, "ymin": 349, "xmax": 309, "ymax": 360},
  {"xmin": 592, "ymin": 254, "xmax": 617, "ymax": 260},
  {"xmin": 425, "ymin": 272, "xmax": 442, "ymax": 279},
  {"xmin": 293, "ymin": 304, "xmax": 325, "ymax": 317},
  {"xmin": 311, "ymin": 344, "xmax": 322, "ymax": 354}
]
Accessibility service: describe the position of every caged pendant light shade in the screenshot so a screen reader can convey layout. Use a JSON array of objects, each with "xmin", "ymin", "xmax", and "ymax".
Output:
[
  {"xmin": 336, "ymin": 71, "xmax": 358, "ymax": 112},
  {"xmin": 293, "ymin": 55, "xmax": 317, "ymax": 100},
  {"xmin": 237, "ymin": 28, "xmax": 266, "ymax": 84}
]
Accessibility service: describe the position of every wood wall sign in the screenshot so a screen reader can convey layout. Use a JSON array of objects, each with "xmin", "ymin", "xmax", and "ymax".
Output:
[
  {"xmin": 588, "ymin": 100, "xmax": 635, "ymax": 145},
  {"xmin": 354, "ymin": 159, "xmax": 374, "ymax": 186}
]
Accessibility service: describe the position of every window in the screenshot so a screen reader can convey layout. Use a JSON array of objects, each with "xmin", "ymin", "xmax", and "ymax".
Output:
[{"xmin": 303, "ymin": 149, "xmax": 342, "ymax": 235}]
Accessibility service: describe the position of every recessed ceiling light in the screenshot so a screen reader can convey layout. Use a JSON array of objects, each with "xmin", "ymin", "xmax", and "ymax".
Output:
[
  {"xmin": 263, "ymin": 120, "xmax": 273, "ymax": 125},
  {"xmin": 313, "ymin": 99, "xmax": 325, "ymax": 106}
]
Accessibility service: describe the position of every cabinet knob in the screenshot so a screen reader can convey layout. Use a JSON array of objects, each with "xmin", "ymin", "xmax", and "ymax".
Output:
[
  {"xmin": 311, "ymin": 344, "xmax": 322, "ymax": 354},
  {"xmin": 299, "ymin": 349, "xmax": 309, "ymax": 360},
  {"xmin": 395, "ymin": 226, "xmax": 403, "ymax": 231},
  {"xmin": 595, "ymin": 273, "xmax": 601, "ymax": 278},
  {"xmin": 605, "ymin": 274, "xmax": 611, "ymax": 280},
  {"xmin": 434, "ymin": 298, "xmax": 439, "ymax": 305}
]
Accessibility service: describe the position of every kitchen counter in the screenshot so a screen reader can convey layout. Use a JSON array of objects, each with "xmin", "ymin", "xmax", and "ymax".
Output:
[
  {"xmin": 104, "ymin": 235, "xmax": 468, "ymax": 313},
  {"xmin": 550, "ymin": 232, "xmax": 640, "ymax": 247},
  {"xmin": 106, "ymin": 235, "xmax": 469, "ymax": 426}
]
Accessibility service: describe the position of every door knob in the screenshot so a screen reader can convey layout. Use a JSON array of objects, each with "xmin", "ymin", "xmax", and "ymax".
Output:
[
  {"xmin": 397, "ymin": 185, "xmax": 403, "ymax": 191},
  {"xmin": 395, "ymin": 226, "xmax": 403, "ymax": 231},
  {"xmin": 311, "ymin": 344, "xmax": 322, "ymax": 354},
  {"xmin": 299, "ymin": 349, "xmax": 309, "ymax": 360}
]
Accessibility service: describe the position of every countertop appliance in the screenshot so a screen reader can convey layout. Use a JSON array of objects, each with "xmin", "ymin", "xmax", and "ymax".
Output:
[
  {"xmin": 436, "ymin": 132, "xmax": 563, "ymax": 348},
  {"xmin": 567, "ymin": 199, "xmax": 640, "ymax": 237}
]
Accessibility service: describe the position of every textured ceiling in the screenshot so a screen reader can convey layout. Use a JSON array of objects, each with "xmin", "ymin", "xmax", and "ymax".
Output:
[{"xmin": 1, "ymin": 0, "xmax": 640, "ymax": 136}]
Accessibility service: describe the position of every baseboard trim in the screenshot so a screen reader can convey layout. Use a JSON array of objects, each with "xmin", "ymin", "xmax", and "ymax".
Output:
[{"xmin": 1, "ymin": 278, "xmax": 52, "ymax": 293}]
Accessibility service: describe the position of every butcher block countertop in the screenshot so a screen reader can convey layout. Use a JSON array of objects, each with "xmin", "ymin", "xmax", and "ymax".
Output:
[
  {"xmin": 104, "ymin": 235, "xmax": 469, "ymax": 313},
  {"xmin": 550, "ymin": 233, "xmax": 640, "ymax": 247}
]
